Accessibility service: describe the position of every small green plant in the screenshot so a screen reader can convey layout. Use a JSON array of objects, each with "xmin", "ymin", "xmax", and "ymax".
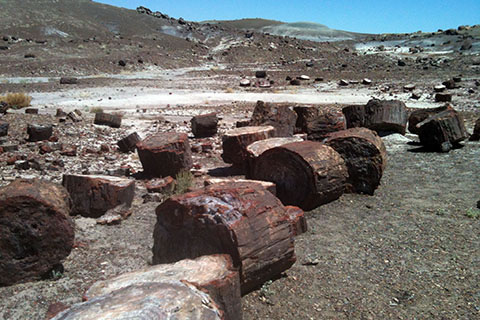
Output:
[
  {"xmin": 51, "ymin": 269, "xmax": 63, "ymax": 280},
  {"xmin": 465, "ymin": 208, "xmax": 480, "ymax": 219},
  {"xmin": 174, "ymin": 170, "xmax": 193, "ymax": 195},
  {"xmin": 89, "ymin": 106, "xmax": 104, "ymax": 113},
  {"xmin": 0, "ymin": 92, "xmax": 32, "ymax": 109}
]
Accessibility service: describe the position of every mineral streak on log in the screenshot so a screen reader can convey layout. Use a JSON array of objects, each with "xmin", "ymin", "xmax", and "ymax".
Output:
[
  {"xmin": 250, "ymin": 141, "xmax": 347, "ymax": 211},
  {"xmin": 324, "ymin": 127, "xmax": 387, "ymax": 195},
  {"xmin": 136, "ymin": 132, "xmax": 193, "ymax": 178},
  {"xmin": 0, "ymin": 179, "xmax": 74, "ymax": 287},
  {"xmin": 152, "ymin": 182, "xmax": 297, "ymax": 295},
  {"xmin": 84, "ymin": 255, "xmax": 242, "ymax": 320},
  {"xmin": 293, "ymin": 105, "xmax": 346, "ymax": 140}
]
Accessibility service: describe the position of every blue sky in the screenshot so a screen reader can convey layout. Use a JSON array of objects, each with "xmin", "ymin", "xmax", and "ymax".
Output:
[{"xmin": 96, "ymin": 0, "xmax": 479, "ymax": 34}]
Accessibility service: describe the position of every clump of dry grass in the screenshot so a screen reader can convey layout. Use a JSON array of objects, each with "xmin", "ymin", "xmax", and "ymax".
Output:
[
  {"xmin": 89, "ymin": 106, "xmax": 104, "ymax": 113},
  {"xmin": 225, "ymin": 87, "xmax": 235, "ymax": 93},
  {"xmin": 0, "ymin": 92, "xmax": 32, "ymax": 109}
]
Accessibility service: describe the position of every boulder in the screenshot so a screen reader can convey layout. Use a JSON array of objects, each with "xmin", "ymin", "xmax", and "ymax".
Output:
[
  {"xmin": 249, "ymin": 100, "xmax": 297, "ymax": 137},
  {"xmin": 191, "ymin": 113, "xmax": 218, "ymax": 138}
]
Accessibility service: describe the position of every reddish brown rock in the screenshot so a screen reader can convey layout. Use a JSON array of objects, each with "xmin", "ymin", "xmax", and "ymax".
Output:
[
  {"xmin": 191, "ymin": 112, "xmax": 218, "ymax": 138},
  {"xmin": 62, "ymin": 174, "xmax": 135, "ymax": 218},
  {"xmin": 469, "ymin": 117, "xmax": 480, "ymax": 141},
  {"xmin": 285, "ymin": 206, "xmax": 307, "ymax": 237},
  {"xmin": 136, "ymin": 132, "xmax": 193, "ymax": 178},
  {"xmin": 146, "ymin": 176, "xmax": 176, "ymax": 193},
  {"xmin": 84, "ymin": 255, "xmax": 242, "ymax": 320},
  {"xmin": 94, "ymin": 112, "xmax": 122, "ymax": 128},
  {"xmin": 117, "ymin": 132, "xmax": 140, "ymax": 153},
  {"xmin": 45, "ymin": 302, "xmax": 69, "ymax": 319},
  {"xmin": 153, "ymin": 181, "xmax": 298, "ymax": 294},
  {"xmin": 55, "ymin": 108, "xmax": 67, "ymax": 117},
  {"xmin": 250, "ymin": 141, "xmax": 347, "ymax": 210},
  {"xmin": 324, "ymin": 128, "xmax": 387, "ymax": 195},
  {"xmin": 294, "ymin": 106, "xmax": 346, "ymax": 140},
  {"xmin": 0, "ymin": 179, "xmax": 74, "ymax": 287},
  {"xmin": 39, "ymin": 144, "xmax": 53, "ymax": 154},
  {"xmin": 249, "ymin": 101, "xmax": 297, "ymax": 137},
  {"xmin": 221, "ymin": 125, "xmax": 275, "ymax": 168},
  {"xmin": 60, "ymin": 145, "xmax": 77, "ymax": 156},
  {"xmin": 408, "ymin": 105, "xmax": 453, "ymax": 134},
  {"xmin": 27, "ymin": 124, "xmax": 53, "ymax": 142}
]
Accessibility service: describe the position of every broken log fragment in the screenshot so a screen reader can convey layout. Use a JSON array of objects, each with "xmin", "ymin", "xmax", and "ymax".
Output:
[
  {"xmin": 250, "ymin": 141, "xmax": 347, "ymax": 211},
  {"xmin": 285, "ymin": 206, "xmax": 307, "ymax": 237},
  {"xmin": 0, "ymin": 121, "xmax": 8, "ymax": 137},
  {"xmin": 417, "ymin": 109, "xmax": 467, "ymax": 152},
  {"xmin": 408, "ymin": 105, "xmax": 453, "ymax": 134},
  {"xmin": 324, "ymin": 128, "xmax": 387, "ymax": 195},
  {"xmin": 294, "ymin": 105, "xmax": 346, "ymax": 140},
  {"xmin": 62, "ymin": 174, "xmax": 135, "ymax": 218},
  {"xmin": 27, "ymin": 124, "xmax": 53, "ymax": 142},
  {"xmin": 84, "ymin": 255, "xmax": 242, "ymax": 320},
  {"xmin": 0, "ymin": 179, "xmax": 74, "ymax": 287},
  {"xmin": 94, "ymin": 112, "xmax": 122, "ymax": 128},
  {"xmin": 191, "ymin": 112, "xmax": 218, "ymax": 138},
  {"xmin": 249, "ymin": 101, "xmax": 297, "ymax": 137},
  {"xmin": 136, "ymin": 132, "xmax": 193, "ymax": 177},
  {"xmin": 221, "ymin": 125, "xmax": 275, "ymax": 168},
  {"xmin": 117, "ymin": 132, "xmax": 140, "ymax": 153},
  {"xmin": 152, "ymin": 181, "xmax": 297, "ymax": 295},
  {"xmin": 469, "ymin": 117, "xmax": 480, "ymax": 141}
]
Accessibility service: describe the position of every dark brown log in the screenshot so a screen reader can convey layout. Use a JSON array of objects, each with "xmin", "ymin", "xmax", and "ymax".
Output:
[
  {"xmin": 0, "ymin": 121, "xmax": 8, "ymax": 137},
  {"xmin": 469, "ymin": 117, "xmax": 480, "ymax": 141},
  {"xmin": 342, "ymin": 99, "xmax": 408, "ymax": 135},
  {"xmin": 0, "ymin": 179, "xmax": 74, "ymax": 286},
  {"xmin": 435, "ymin": 93, "xmax": 452, "ymax": 102},
  {"xmin": 250, "ymin": 141, "xmax": 347, "ymax": 210},
  {"xmin": 136, "ymin": 132, "xmax": 193, "ymax": 178},
  {"xmin": 84, "ymin": 255, "xmax": 241, "ymax": 320},
  {"xmin": 152, "ymin": 181, "xmax": 297, "ymax": 295},
  {"xmin": 417, "ymin": 109, "xmax": 467, "ymax": 152},
  {"xmin": 285, "ymin": 206, "xmax": 307, "ymax": 237},
  {"xmin": 62, "ymin": 174, "xmax": 135, "ymax": 218},
  {"xmin": 249, "ymin": 100, "xmax": 297, "ymax": 137},
  {"xmin": 408, "ymin": 105, "xmax": 453, "ymax": 134},
  {"xmin": 294, "ymin": 105, "xmax": 346, "ymax": 140},
  {"xmin": 117, "ymin": 132, "xmax": 140, "ymax": 153},
  {"xmin": 51, "ymin": 282, "xmax": 222, "ymax": 320},
  {"xmin": 94, "ymin": 112, "xmax": 122, "ymax": 128},
  {"xmin": 25, "ymin": 108, "xmax": 38, "ymax": 114},
  {"xmin": 324, "ymin": 127, "xmax": 387, "ymax": 195},
  {"xmin": 221, "ymin": 125, "xmax": 275, "ymax": 168},
  {"xmin": 27, "ymin": 124, "xmax": 53, "ymax": 142},
  {"xmin": 191, "ymin": 112, "xmax": 218, "ymax": 138},
  {"xmin": 59, "ymin": 77, "xmax": 78, "ymax": 85},
  {"xmin": 204, "ymin": 178, "xmax": 277, "ymax": 195}
]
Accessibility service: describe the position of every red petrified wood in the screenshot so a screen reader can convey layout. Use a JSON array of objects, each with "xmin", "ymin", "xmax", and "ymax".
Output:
[
  {"xmin": 293, "ymin": 105, "xmax": 346, "ymax": 140},
  {"xmin": 249, "ymin": 100, "xmax": 298, "ymax": 136}
]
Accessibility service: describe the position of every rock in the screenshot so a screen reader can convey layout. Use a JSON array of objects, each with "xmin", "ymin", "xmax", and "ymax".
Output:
[
  {"xmin": 239, "ymin": 79, "xmax": 251, "ymax": 87},
  {"xmin": 403, "ymin": 84, "xmax": 415, "ymax": 91},
  {"xmin": 250, "ymin": 141, "xmax": 347, "ymax": 210},
  {"xmin": 136, "ymin": 132, "xmax": 193, "ymax": 178},
  {"xmin": 24, "ymin": 108, "xmax": 38, "ymax": 114},
  {"xmin": 84, "ymin": 255, "xmax": 242, "ymax": 320},
  {"xmin": 146, "ymin": 176, "xmax": 176, "ymax": 193},
  {"xmin": 460, "ymin": 39, "xmax": 472, "ymax": 51},
  {"xmin": 27, "ymin": 124, "xmax": 53, "ymax": 142},
  {"xmin": 453, "ymin": 76, "xmax": 462, "ymax": 83},
  {"xmin": 411, "ymin": 91, "xmax": 422, "ymax": 100},
  {"xmin": 152, "ymin": 181, "xmax": 298, "ymax": 294},
  {"xmin": 285, "ymin": 206, "xmax": 308, "ymax": 237},
  {"xmin": 117, "ymin": 132, "xmax": 140, "ymax": 153},
  {"xmin": 442, "ymin": 79, "xmax": 456, "ymax": 89},
  {"xmin": 191, "ymin": 113, "xmax": 218, "ymax": 138},
  {"xmin": 51, "ymin": 282, "xmax": 222, "ymax": 320},
  {"xmin": 398, "ymin": 60, "xmax": 406, "ymax": 66},
  {"xmin": 298, "ymin": 75, "xmax": 310, "ymax": 80},
  {"xmin": 362, "ymin": 78, "xmax": 372, "ymax": 85},
  {"xmin": 95, "ymin": 204, "xmax": 132, "ymax": 225},
  {"xmin": 339, "ymin": 79, "xmax": 349, "ymax": 86},
  {"xmin": 294, "ymin": 106, "xmax": 346, "ymax": 140},
  {"xmin": 55, "ymin": 108, "xmax": 67, "ymax": 117},
  {"xmin": 257, "ymin": 80, "xmax": 271, "ymax": 88},
  {"xmin": 59, "ymin": 77, "xmax": 78, "ymax": 85},
  {"xmin": 0, "ymin": 179, "xmax": 74, "ymax": 286},
  {"xmin": 0, "ymin": 121, "xmax": 8, "ymax": 137},
  {"xmin": 60, "ymin": 145, "xmax": 77, "ymax": 157},
  {"xmin": 255, "ymin": 70, "xmax": 267, "ymax": 78},
  {"xmin": 221, "ymin": 126, "xmax": 275, "ymax": 168},
  {"xmin": 324, "ymin": 128, "xmax": 387, "ymax": 195},
  {"xmin": 408, "ymin": 105, "xmax": 453, "ymax": 134},
  {"xmin": 2, "ymin": 144, "xmax": 18, "ymax": 152},
  {"xmin": 235, "ymin": 120, "xmax": 250, "ymax": 128},
  {"xmin": 94, "ymin": 112, "xmax": 122, "ymax": 128},
  {"xmin": 469, "ymin": 117, "xmax": 480, "ymax": 141},
  {"xmin": 289, "ymin": 79, "xmax": 301, "ymax": 85},
  {"xmin": 434, "ymin": 84, "xmax": 446, "ymax": 92},
  {"xmin": 67, "ymin": 110, "xmax": 82, "ymax": 122},
  {"xmin": 118, "ymin": 60, "xmax": 126, "ymax": 67},
  {"xmin": 204, "ymin": 178, "xmax": 277, "ymax": 195},
  {"xmin": 62, "ymin": 174, "xmax": 135, "ymax": 218},
  {"xmin": 0, "ymin": 101, "xmax": 8, "ymax": 114},
  {"xmin": 435, "ymin": 93, "xmax": 452, "ymax": 102},
  {"xmin": 24, "ymin": 53, "xmax": 35, "ymax": 58},
  {"xmin": 249, "ymin": 100, "xmax": 297, "ymax": 137}
]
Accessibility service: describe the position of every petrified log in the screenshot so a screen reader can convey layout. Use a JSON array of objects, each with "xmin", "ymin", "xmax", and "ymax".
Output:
[
  {"xmin": 417, "ymin": 109, "xmax": 467, "ymax": 152},
  {"xmin": 94, "ymin": 112, "xmax": 122, "ymax": 128},
  {"xmin": 0, "ymin": 121, "xmax": 8, "ymax": 137},
  {"xmin": 342, "ymin": 99, "xmax": 408, "ymax": 135},
  {"xmin": 25, "ymin": 108, "xmax": 38, "ymax": 114},
  {"xmin": 59, "ymin": 77, "xmax": 78, "ymax": 85},
  {"xmin": 117, "ymin": 132, "xmax": 140, "ymax": 153},
  {"xmin": 191, "ymin": 112, "xmax": 218, "ymax": 138},
  {"xmin": 204, "ymin": 177, "xmax": 276, "ymax": 195},
  {"xmin": 435, "ymin": 93, "xmax": 452, "ymax": 102},
  {"xmin": 0, "ymin": 179, "xmax": 74, "ymax": 286},
  {"xmin": 221, "ymin": 125, "xmax": 275, "ymax": 168},
  {"xmin": 250, "ymin": 141, "xmax": 347, "ymax": 210},
  {"xmin": 285, "ymin": 206, "xmax": 307, "ymax": 237},
  {"xmin": 408, "ymin": 105, "xmax": 453, "ymax": 134},
  {"xmin": 469, "ymin": 117, "xmax": 480, "ymax": 141},
  {"xmin": 67, "ymin": 110, "xmax": 82, "ymax": 122},
  {"xmin": 55, "ymin": 108, "xmax": 67, "ymax": 117},
  {"xmin": 27, "ymin": 124, "xmax": 53, "ymax": 142},
  {"xmin": 62, "ymin": 174, "xmax": 135, "ymax": 218},
  {"xmin": 324, "ymin": 128, "xmax": 387, "ymax": 195},
  {"xmin": 51, "ymin": 282, "xmax": 222, "ymax": 320},
  {"xmin": 153, "ymin": 181, "xmax": 297, "ymax": 294},
  {"xmin": 249, "ymin": 101, "xmax": 297, "ymax": 136},
  {"xmin": 293, "ymin": 105, "xmax": 346, "ymax": 140},
  {"xmin": 136, "ymin": 132, "xmax": 193, "ymax": 177},
  {"xmin": 84, "ymin": 255, "xmax": 241, "ymax": 320}
]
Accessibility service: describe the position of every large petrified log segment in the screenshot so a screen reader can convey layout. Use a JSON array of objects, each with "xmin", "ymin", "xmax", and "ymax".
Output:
[
  {"xmin": 250, "ymin": 141, "xmax": 347, "ymax": 211},
  {"xmin": 51, "ymin": 282, "xmax": 222, "ymax": 320},
  {"xmin": 249, "ymin": 100, "xmax": 297, "ymax": 136},
  {"xmin": 324, "ymin": 128, "xmax": 387, "ymax": 195},
  {"xmin": 294, "ymin": 105, "xmax": 346, "ymax": 140},
  {"xmin": 469, "ymin": 117, "xmax": 480, "ymax": 141},
  {"xmin": 117, "ymin": 132, "xmax": 140, "ymax": 153},
  {"xmin": 153, "ymin": 182, "xmax": 297, "ymax": 295},
  {"xmin": 27, "ymin": 124, "xmax": 53, "ymax": 142},
  {"xmin": 343, "ymin": 99, "xmax": 408, "ymax": 135},
  {"xmin": 136, "ymin": 132, "xmax": 193, "ymax": 177},
  {"xmin": 84, "ymin": 255, "xmax": 242, "ymax": 320},
  {"xmin": 94, "ymin": 112, "xmax": 122, "ymax": 128},
  {"xmin": 221, "ymin": 125, "xmax": 275, "ymax": 168},
  {"xmin": 191, "ymin": 112, "xmax": 218, "ymax": 138},
  {"xmin": 285, "ymin": 206, "xmax": 307, "ymax": 237},
  {"xmin": 0, "ymin": 179, "xmax": 74, "ymax": 287},
  {"xmin": 62, "ymin": 174, "xmax": 135, "ymax": 218},
  {"xmin": 417, "ymin": 109, "xmax": 467, "ymax": 152},
  {"xmin": 408, "ymin": 105, "xmax": 453, "ymax": 134}
]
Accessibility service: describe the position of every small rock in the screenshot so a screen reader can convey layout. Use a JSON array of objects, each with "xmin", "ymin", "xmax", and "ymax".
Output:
[
  {"xmin": 434, "ymin": 84, "xmax": 446, "ymax": 92},
  {"xmin": 403, "ymin": 84, "xmax": 415, "ymax": 91},
  {"xmin": 255, "ymin": 71, "xmax": 267, "ymax": 78},
  {"xmin": 339, "ymin": 79, "xmax": 349, "ymax": 86},
  {"xmin": 435, "ymin": 93, "xmax": 452, "ymax": 102},
  {"xmin": 362, "ymin": 78, "xmax": 372, "ymax": 85},
  {"xmin": 60, "ymin": 77, "xmax": 78, "ymax": 85},
  {"xmin": 239, "ymin": 79, "xmax": 251, "ymax": 87}
]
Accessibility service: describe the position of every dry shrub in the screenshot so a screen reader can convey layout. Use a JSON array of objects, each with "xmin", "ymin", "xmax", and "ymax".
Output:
[
  {"xmin": 89, "ymin": 107, "xmax": 104, "ymax": 113},
  {"xmin": 225, "ymin": 87, "xmax": 234, "ymax": 93},
  {"xmin": 0, "ymin": 92, "xmax": 32, "ymax": 109}
]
